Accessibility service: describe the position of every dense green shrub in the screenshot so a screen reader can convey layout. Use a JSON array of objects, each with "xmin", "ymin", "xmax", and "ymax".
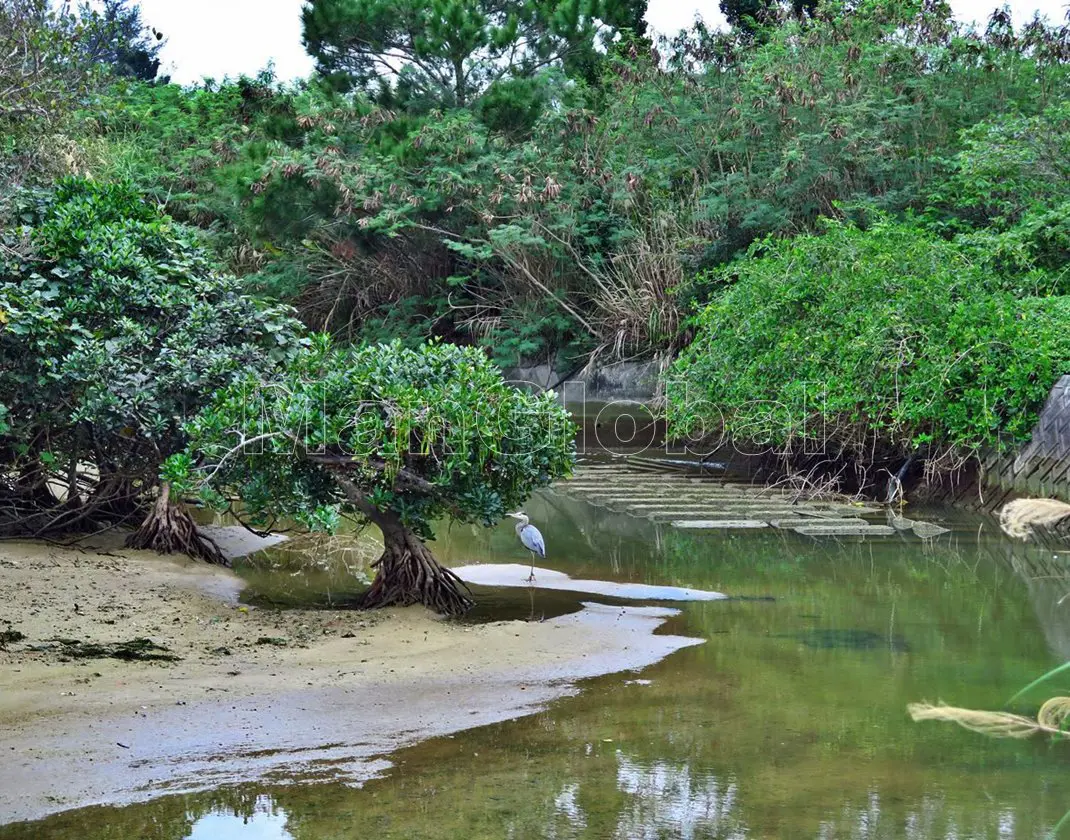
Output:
[
  {"xmin": 0, "ymin": 178, "xmax": 303, "ymax": 557},
  {"xmin": 927, "ymin": 104, "xmax": 1070, "ymax": 234},
  {"xmin": 925, "ymin": 104, "xmax": 1070, "ymax": 289},
  {"xmin": 668, "ymin": 220, "xmax": 1070, "ymax": 462},
  {"xmin": 0, "ymin": 0, "xmax": 166, "ymax": 210}
]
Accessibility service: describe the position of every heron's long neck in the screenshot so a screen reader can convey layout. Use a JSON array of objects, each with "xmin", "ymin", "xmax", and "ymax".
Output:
[{"xmin": 514, "ymin": 517, "xmax": 529, "ymax": 535}]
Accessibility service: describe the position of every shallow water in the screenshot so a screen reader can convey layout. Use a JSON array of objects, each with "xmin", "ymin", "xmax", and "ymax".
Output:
[{"xmin": 4, "ymin": 489, "xmax": 1070, "ymax": 839}]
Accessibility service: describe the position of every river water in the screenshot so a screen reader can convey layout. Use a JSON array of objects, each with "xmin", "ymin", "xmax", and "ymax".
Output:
[{"xmin": 3, "ymin": 486, "xmax": 1069, "ymax": 839}]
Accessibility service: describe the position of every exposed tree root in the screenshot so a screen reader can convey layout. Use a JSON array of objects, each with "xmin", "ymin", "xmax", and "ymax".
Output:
[
  {"xmin": 325, "ymin": 470, "xmax": 475, "ymax": 615},
  {"xmin": 124, "ymin": 481, "xmax": 227, "ymax": 565},
  {"xmin": 1, "ymin": 469, "xmax": 144, "ymax": 538},
  {"xmin": 361, "ymin": 527, "xmax": 473, "ymax": 616}
]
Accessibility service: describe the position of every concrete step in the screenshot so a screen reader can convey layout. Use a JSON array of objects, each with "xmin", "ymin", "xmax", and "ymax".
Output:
[
  {"xmin": 557, "ymin": 473, "xmax": 941, "ymax": 540},
  {"xmin": 767, "ymin": 517, "xmax": 868, "ymax": 528},
  {"xmin": 562, "ymin": 486, "xmax": 724, "ymax": 498},
  {"xmin": 565, "ymin": 477, "xmax": 725, "ymax": 488},
  {"xmin": 563, "ymin": 485, "xmax": 749, "ymax": 496},
  {"xmin": 565, "ymin": 488, "xmax": 879, "ymax": 518},
  {"xmin": 790, "ymin": 524, "xmax": 897, "ymax": 537},
  {"xmin": 563, "ymin": 484, "xmax": 799, "ymax": 499},
  {"xmin": 564, "ymin": 480, "xmax": 824, "ymax": 501},
  {"xmin": 623, "ymin": 501, "xmax": 760, "ymax": 511},
  {"xmin": 807, "ymin": 504, "xmax": 880, "ymax": 516},
  {"xmin": 564, "ymin": 490, "xmax": 752, "ymax": 503},
  {"xmin": 645, "ymin": 506, "xmax": 809, "ymax": 520},
  {"xmin": 671, "ymin": 519, "xmax": 771, "ymax": 529}
]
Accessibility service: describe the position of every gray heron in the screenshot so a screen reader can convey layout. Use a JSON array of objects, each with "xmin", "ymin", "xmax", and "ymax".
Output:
[{"xmin": 507, "ymin": 511, "xmax": 545, "ymax": 582}]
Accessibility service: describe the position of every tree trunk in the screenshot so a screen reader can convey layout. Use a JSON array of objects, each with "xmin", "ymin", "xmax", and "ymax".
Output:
[
  {"xmin": 453, "ymin": 57, "xmax": 466, "ymax": 106},
  {"xmin": 125, "ymin": 481, "xmax": 227, "ymax": 565},
  {"xmin": 361, "ymin": 520, "xmax": 473, "ymax": 616},
  {"xmin": 323, "ymin": 470, "xmax": 473, "ymax": 615}
]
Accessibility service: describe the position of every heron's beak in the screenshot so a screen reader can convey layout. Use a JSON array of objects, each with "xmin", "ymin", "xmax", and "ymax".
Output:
[{"xmin": 506, "ymin": 512, "xmax": 521, "ymax": 519}]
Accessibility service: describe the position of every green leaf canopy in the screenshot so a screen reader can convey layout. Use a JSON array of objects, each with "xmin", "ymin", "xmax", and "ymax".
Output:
[
  {"xmin": 186, "ymin": 337, "xmax": 576, "ymax": 538},
  {"xmin": 0, "ymin": 178, "xmax": 304, "ymax": 528}
]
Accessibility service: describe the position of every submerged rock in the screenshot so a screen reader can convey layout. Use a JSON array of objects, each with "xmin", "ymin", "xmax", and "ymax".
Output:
[
  {"xmin": 780, "ymin": 628, "xmax": 910, "ymax": 652},
  {"xmin": 912, "ymin": 521, "xmax": 951, "ymax": 539}
]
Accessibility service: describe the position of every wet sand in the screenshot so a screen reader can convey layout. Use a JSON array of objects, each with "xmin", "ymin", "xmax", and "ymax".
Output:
[
  {"xmin": 454, "ymin": 563, "xmax": 728, "ymax": 600},
  {"xmin": 0, "ymin": 535, "xmax": 701, "ymax": 823}
]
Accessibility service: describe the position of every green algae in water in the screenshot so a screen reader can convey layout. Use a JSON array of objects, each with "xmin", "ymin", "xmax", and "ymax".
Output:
[
  {"xmin": 3, "ymin": 491, "xmax": 1070, "ymax": 838},
  {"xmin": 27, "ymin": 637, "xmax": 180, "ymax": 662}
]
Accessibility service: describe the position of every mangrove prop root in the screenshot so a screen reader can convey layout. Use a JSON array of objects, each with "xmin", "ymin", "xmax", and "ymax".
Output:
[
  {"xmin": 361, "ymin": 530, "xmax": 473, "ymax": 616},
  {"xmin": 125, "ymin": 482, "xmax": 228, "ymax": 566}
]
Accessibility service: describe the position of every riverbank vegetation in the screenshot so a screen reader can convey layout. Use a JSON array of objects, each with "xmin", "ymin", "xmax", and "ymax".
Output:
[
  {"xmin": 668, "ymin": 219, "xmax": 1070, "ymax": 476},
  {"xmin": 2, "ymin": 0, "xmax": 1070, "ymax": 556}
]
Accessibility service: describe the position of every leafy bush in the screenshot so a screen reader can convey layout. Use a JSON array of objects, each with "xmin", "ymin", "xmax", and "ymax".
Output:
[
  {"xmin": 0, "ymin": 0, "xmax": 166, "ymax": 209},
  {"xmin": 668, "ymin": 220, "xmax": 1070, "ymax": 463},
  {"xmin": 926, "ymin": 104, "xmax": 1070, "ymax": 234},
  {"xmin": 925, "ymin": 104, "xmax": 1070, "ymax": 290}
]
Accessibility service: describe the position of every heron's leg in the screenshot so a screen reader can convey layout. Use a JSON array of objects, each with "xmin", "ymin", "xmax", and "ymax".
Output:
[{"xmin": 527, "ymin": 551, "xmax": 536, "ymax": 583}]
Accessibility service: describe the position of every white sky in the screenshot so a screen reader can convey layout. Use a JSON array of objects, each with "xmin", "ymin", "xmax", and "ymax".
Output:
[{"xmin": 141, "ymin": 0, "xmax": 1070, "ymax": 85}]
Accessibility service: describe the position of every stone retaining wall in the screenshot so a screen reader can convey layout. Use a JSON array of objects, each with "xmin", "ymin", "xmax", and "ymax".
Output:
[
  {"xmin": 987, "ymin": 375, "xmax": 1070, "ymax": 502},
  {"xmin": 504, "ymin": 359, "xmax": 666, "ymax": 400}
]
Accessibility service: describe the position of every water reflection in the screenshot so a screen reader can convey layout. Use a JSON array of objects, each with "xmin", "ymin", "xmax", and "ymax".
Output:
[
  {"xmin": 547, "ymin": 782, "xmax": 587, "ymax": 838},
  {"xmin": 814, "ymin": 792, "xmax": 1038, "ymax": 840},
  {"xmin": 3, "ymin": 492, "xmax": 1069, "ymax": 839},
  {"xmin": 53, "ymin": 736, "xmax": 1056, "ymax": 840},
  {"xmin": 613, "ymin": 756, "xmax": 745, "ymax": 840},
  {"xmin": 186, "ymin": 796, "xmax": 292, "ymax": 840},
  {"xmin": 996, "ymin": 540, "xmax": 1070, "ymax": 661}
]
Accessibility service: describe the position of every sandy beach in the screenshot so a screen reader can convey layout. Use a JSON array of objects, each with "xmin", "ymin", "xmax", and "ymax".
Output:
[{"xmin": 0, "ymin": 533, "xmax": 700, "ymax": 824}]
